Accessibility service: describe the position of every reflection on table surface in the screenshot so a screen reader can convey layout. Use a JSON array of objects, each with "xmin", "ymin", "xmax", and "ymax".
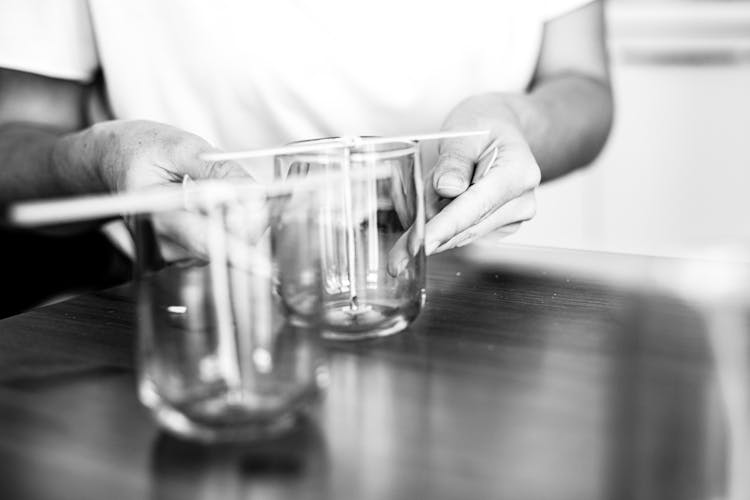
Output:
[{"xmin": 0, "ymin": 250, "xmax": 747, "ymax": 500}]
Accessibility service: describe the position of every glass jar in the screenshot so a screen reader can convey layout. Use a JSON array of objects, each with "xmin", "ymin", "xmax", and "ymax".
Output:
[
  {"xmin": 275, "ymin": 138, "xmax": 426, "ymax": 340},
  {"xmin": 134, "ymin": 181, "xmax": 326, "ymax": 442}
]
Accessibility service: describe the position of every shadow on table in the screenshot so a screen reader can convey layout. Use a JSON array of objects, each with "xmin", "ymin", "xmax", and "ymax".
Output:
[
  {"xmin": 149, "ymin": 414, "xmax": 329, "ymax": 500},
  {"xmin": 0, "ymin": 227, "xmax": 132, "ymax": 318}
]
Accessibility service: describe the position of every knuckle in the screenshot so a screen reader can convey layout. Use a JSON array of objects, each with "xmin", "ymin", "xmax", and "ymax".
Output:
[
  {"xmin": 476, "ymin": 197, "xmax": 497, "ymax": 223},
  {"xmin": 522, "ymin": 158, "xmax": 541, "ymax": 188},
  {"xmin": 522, "ymin": 192, "xmax": 537, "ymax": 220},
  {"xmin": 437, "ymin": 150, "xmax": 474, "ymax": 165},
  {"xmin": 449, "ymin": 218, "xmax": 465, "ymax": 239},
  {"xmin": 444, "ymin": 230, "xmax": 476, "ymax": 250},
  {"xmin": 498, "ymin": 222, "xmax": 523, "ymax": 236},
  {"xmin": 434, "ymin": 152, "xmax": 473, "ymax": 180},
  {"xmin": 500, "ymin": 157, "xmax": 540, "ymax": 197},
  {"xmin": 528, "ymin": 163, "xmax": 541, "ymax": 187},
  {"xmin": 506, "ymin": 222, "xmax": 523, "ymax": 234},
  {"xmin": 437, "ymin": 166, "xmax": 468, "ymax": 184},
  {"xmin": 456, "ymin": 230, "xmax": 477, "ymax": 245},
  {"xmin": 527, "ymin": 203, "xmax": 537, "ymax": 221}
]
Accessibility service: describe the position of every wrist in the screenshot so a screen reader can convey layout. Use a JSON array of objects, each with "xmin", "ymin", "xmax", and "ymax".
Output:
[
  {"xmin": 51, "ymin": 125, "xmax": 109, "ymax": 195},
  {"xmin": 448, "ymin": 92, "xmax": 531, "ymax": 145},
  {"xmin": 487, "ymin": 93, "xmax": 538, "ymax": 140},
  {"xmin": 481, "ymin": 93, "xmax": 550, "ymax": 165}
]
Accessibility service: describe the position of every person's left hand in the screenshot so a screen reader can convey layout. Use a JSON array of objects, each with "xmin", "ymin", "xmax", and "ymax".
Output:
[{"xmin": 424, "ymin": 96, "xmax": 541, "ymax": 255}]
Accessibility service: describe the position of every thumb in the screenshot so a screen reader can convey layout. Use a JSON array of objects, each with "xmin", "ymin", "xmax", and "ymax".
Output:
[
  {"xmin": 175, "ymin": 141, "xmax": 253, "ymax": 181},
  {"xmin": 432, "ymin": 137, "xmax": 484, "ymax": 198},
  {"xmin": 201, "ymin": 157, "xmax": 252, "ymax": 180},
  {"xmin": 192, "ymin": 149, "xmax": 253, "ymax": 181}
]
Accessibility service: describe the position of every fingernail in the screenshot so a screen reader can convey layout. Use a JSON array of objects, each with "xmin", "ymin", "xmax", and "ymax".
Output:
[
  {"xmin": 396, "ymin": 257, "xmax": 409, "ymax": 275},
  {"xmin": 456, "ymin": 236, "xmax": 474, "ymax": 248},
  {"xmin": 477, "ymin": 147, "xmax": 498, "ymax": 181},
  {"xmin": 436, "ymin": 174, "xmax": 467, "ymax": 197},
  {"xmin": 477, "ymin": 144, "xmax": 495, "ymax": 162},
  {"xmin": 437, "ymin": 233, "xmax": 470, "ymax": 252},
  {"xmin": 388, "ymin": 257, "xmax": 409, "ymax": 277},
  {"xmin": 425, "ymin": 241, "xmax": 440, "ymax": 256}
]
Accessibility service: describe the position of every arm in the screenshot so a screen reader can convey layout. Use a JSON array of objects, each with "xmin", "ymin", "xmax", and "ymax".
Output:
[
  {"xmin": 0, "ymin": 68, "xmax": 248, "ymax": 262},
  {"xmin": 508, "ymin": 0, "xmax": 612, "ymax": 182},
  {"xmin": 0, "ymin": 69, "xmax": 99, "ymax": 202},
  {"xmin": 423, "ymin": 0, "xmax": 613, "ymax": 254},
  {"xmin": 0, "ymin": 68, "xmax": 245, "ymax": 204}
]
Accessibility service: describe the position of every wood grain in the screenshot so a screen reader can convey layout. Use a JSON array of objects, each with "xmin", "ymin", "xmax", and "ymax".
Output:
[{"xmin": 0, "ymin": 250, "xmax": 737, "ymax": 500}]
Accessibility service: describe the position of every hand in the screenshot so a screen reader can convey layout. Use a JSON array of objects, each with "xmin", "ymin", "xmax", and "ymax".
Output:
[
  {"xmin": 88, "ymin": 120, "xmax": 253, "ymax": 263},
  {"xmin": 424, "ymin": 96, "xmax": 541, "ymax": 254},
  {"xmin": 91, "ymin": 120, "xmax": 247, "ymax": 192}
]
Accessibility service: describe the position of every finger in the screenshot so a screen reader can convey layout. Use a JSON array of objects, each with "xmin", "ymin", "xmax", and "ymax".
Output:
[
  {"xmin": 175, "ymin": 143, "xmax": 253, "ymax": 181},
  {"xmin": 432, "ymin": 222, "xmax": 523, "ymax": 255},
  {"xmin": 472, "ymin": 141, "xmax": 500, "ymax": 184},
  {"xmin": 432, "ymin": 135, "xmax": 486, "ymax": 198},
  {"xmin": 389, "ymin": 159, "xmax": 415, "ymax": 229},
  {"xmin": 425, "ymin": 140, "xmax": 495, "ymax": 221},
  {"xmin": 387, "ymin": 229, "xmax": 408, "ymax": 277},
  {"xmin": 153, "ymin": 211, "xmax": 210, "ymax": 261},
  {"xmin": 386, "ymin": 224, "xmax": 421, "ymax": 277},
  {"xmin": 424, "ymin": 168, "xmax": 442, "ymax": 221},
  {"xmin": 431, "ymin": 191, "xmax": 535, "ymax": 254},
  {"xmin": 203, "ymin": 158, "xmax": 252, "ymax": 180},
  {"xmin": 153, "ymin": 204, "xmax": 269, "ymax": 272},
  {"xmin": 492, "ymin": 222, "xmax": 523, "ymax": 237},
  {"xmin": 424, "ymin": 164, "xmax": 523, "ymax": 255}
]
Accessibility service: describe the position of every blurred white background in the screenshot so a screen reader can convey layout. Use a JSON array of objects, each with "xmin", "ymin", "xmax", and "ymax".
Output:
[{"xmin": 498, "ymin": 0, "xmax": 750, "ymax": 256}]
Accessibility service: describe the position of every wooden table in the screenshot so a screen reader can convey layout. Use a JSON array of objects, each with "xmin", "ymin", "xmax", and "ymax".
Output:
[{"xmin": 0, "ymin": 248, "xmax": 743, "ymax": 500}]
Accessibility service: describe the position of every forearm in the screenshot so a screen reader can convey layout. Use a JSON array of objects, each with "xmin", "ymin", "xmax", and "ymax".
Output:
[
  {"xmin": 507, "ymin": 73, "xmax": 613, "ymax": 181},
  {"xmin": 0, "ymin": 123, "xmax": 103, "ymax": 203}
]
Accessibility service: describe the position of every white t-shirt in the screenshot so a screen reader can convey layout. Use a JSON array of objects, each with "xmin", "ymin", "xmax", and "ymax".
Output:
[{"xmin": 0, "ymin": 0, "xmax": 592, "ymax": 151}]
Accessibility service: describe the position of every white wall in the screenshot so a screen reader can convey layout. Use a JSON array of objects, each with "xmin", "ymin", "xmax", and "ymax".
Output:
[{"xmin": 489, "ymin": 1, "xmax": 750, "ymax": 257}]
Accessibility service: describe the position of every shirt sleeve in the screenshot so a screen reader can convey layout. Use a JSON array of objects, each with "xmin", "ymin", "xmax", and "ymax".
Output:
[
  {"xmin": 0, "ymin": 0, "xmax": 98, "ymax": 81},
  {"xmin": 538, "ymin": 0, "xmax": 597, "ymax": 22}
]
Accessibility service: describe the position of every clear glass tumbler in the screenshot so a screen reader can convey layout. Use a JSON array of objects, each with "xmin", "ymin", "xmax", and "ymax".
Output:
[
  {"xmin": 134, "ymin": 181, "xmax": 326, "ymax": 442},
  {"xmin": 275, "ymin": 138, "xmax": 426, "ymax": 340}
]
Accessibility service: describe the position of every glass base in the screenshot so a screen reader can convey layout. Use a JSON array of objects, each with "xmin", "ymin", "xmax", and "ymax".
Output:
[
  {"xmin": 140, "ymin": 381, "xmax": 310, "ymax": 444},
  {"xmin": 320, "ymin": 300, "xmax": 413, "ymax": 340}
]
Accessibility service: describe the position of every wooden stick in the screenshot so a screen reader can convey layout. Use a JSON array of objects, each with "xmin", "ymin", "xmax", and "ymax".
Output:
[
  {"xmin": 200, "ymin": 130, "xmax": 490, "ymax": 162},
  {"xmin": 8, "ymin": 186, "xmax": 189, "ymax": 227},
  {"xmin": 359, "ymin": 130, "xmax": 490, "ymax": 146},
  {"xmin": 7, "ymin": 166, "xmax": 391, "ymax": 227}
]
